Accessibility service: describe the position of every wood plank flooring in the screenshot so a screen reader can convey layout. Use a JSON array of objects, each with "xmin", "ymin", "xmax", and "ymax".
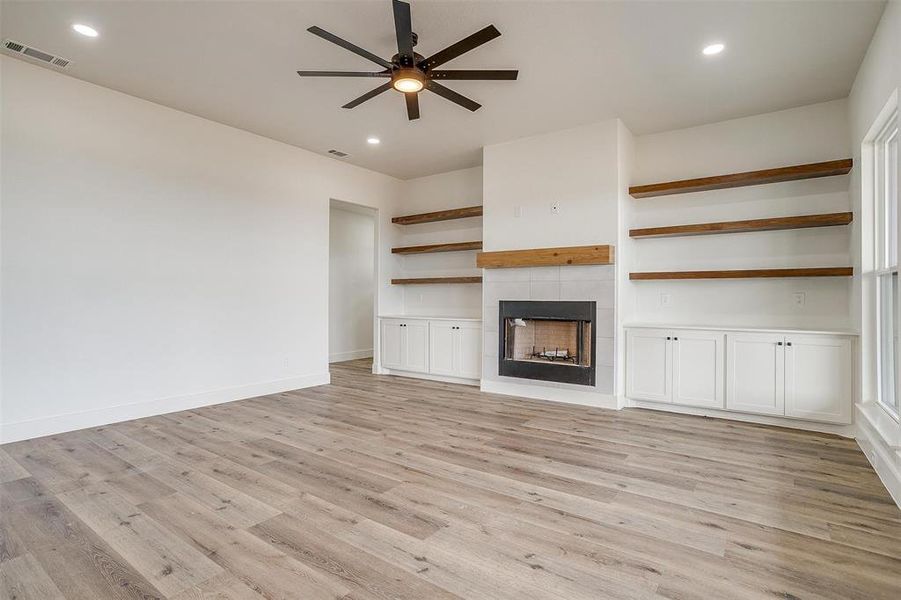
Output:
[{"xmin": 2, "ymin": 358, "xmax": 899, "ymax": 599}]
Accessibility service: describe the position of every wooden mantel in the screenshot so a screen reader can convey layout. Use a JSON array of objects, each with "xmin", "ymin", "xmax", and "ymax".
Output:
[{"xmin": 476, "ymin": 245, "xmax": 614, "ymax": 269}]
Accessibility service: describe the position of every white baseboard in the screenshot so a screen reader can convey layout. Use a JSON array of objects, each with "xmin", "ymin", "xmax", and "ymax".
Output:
[
  {"xmin": 855, "ymin": 403, "xmax": 901, "ymax": 508},
  {"xmin": 480, "ymin": 379, "xmax": 618, "ymax": 409},
  {"xmin": 380, "ymin": 368, "xmax": 480, "ymax": 387},
  {"xmin": 628, "ymin": 398, "xmax": 855, "ymax": 437},
  {"xmin": 329, "ymin": 349, "xmax": 373, "ymax": 363},
  {"xmin": 0, "ymin": 371, "xmax": 331, "ymax": 444}
]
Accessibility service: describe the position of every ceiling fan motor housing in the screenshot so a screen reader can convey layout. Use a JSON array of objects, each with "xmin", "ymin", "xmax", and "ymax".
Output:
[{"xmin": 390, "ymin": 51, "xmax": 425, "ymax": 66}]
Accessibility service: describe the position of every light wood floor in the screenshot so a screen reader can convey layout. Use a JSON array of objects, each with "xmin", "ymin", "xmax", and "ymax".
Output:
[{"xmin": 2, "ymin": 359, "xmax": 899, "ymax": 600}]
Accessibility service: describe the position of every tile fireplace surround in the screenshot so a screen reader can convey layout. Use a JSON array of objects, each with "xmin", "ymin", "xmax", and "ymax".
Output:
[{"xmin": 482, "ymin": 264, "xmax": 615, "ymax": 405}]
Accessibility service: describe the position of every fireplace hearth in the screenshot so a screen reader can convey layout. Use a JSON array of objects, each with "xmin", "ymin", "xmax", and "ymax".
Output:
[{"xmin": 499, "ymin": 301, "xmax": 596, "ymax": 386}]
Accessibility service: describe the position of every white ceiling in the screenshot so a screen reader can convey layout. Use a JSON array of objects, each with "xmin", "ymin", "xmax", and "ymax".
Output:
[{"xmin": 1, "ymin": 0, "xmax": 885, "ymax": 179}]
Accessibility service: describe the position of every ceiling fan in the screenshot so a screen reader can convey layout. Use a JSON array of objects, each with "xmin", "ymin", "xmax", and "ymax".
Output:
[{"xmin": 297, "ymin": 0, "xmax": 518, "ymax": 121}]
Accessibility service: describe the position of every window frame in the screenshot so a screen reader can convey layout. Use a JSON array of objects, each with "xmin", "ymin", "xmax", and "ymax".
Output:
[{"xmin": 872, "ymin": 101, "xmax": 900, "ymax": 421}]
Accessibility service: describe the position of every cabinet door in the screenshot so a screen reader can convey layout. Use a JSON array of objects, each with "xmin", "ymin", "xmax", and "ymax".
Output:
[
  {"xmin": 456, "ymin": 323, "xmax": 482, "ymax": 380},
  {"xmin": 626, "ymin": 329, "xmax": 672, "ymax": 403},
  {"xmin": 403, "ymin": 321, "xmax": 429, "ymax": 373},
  {"xmin": 429, "ymin": 322, "xmax": 457, "ymax": 377},
  {"xmin": 672, "ymin": 331, "xmax": 724, "ymax": 408},
  {"xmin": 380, "ymin": 320, "xmax": 404, "ymax": 370},
  {"xmin": 784, "ymin": 335, "xmax": 852, "ymax": 423},
  {"xmin": 726, "ymin": 333, "xmax": 785, "ymax": 416}
]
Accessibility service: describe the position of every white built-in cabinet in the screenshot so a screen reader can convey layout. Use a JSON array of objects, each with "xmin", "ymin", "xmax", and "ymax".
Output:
[
  {"xmin": 379, "ymin": 317, "xmax": 481, "ymax": 381},
  {"xmin": 726, "ymin": 332, "xmax": 785, "ymax": 415},
  {"xmin": 379, "ymin": 319, "xmax": 429, "ymax": 373},
  {"xmin": 627, "ymin": 326, "xmax": 853, "ymax": 424},
  {"xmin": 783, "ymin": 334, "xmax": 852, "ymax": 423},
  {"xmin": 626, "ymin": 328, "xmax": 671, "ymax": 403},
  {"xmin": 429, "ymin": 321, "xmax": 482, "ymax": 380},
  {"xmin": 626, "ymin": 329, "xmax": 724, "ymax": 409}
]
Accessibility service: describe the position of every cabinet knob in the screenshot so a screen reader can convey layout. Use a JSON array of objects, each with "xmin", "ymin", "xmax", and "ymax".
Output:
[
  {"xmin": 777, "ymin": 341, "xmax": 783, "ymax": 346},
  {"xmin": 786, "ymin": 342, "xmax": 792, "ymax": 347},
  {"xmin": 673, "ymin": 337, "xmax": 678, "ymax": 341},
  {"xmin": 666, "ymin": 336, "xmax": 671, "ymax": 341}
]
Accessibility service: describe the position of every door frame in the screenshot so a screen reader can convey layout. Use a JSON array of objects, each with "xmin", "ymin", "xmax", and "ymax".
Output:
[{"xmin": 328, "ymin": 198, "xmax": 380, "ymax": 371}]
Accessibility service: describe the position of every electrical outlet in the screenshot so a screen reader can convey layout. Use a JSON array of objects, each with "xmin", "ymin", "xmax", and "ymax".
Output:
[
  {"xmin": 514, "ymin": 206, "xmax": 522, "ymax": 218},
  {"xmin": 793, "ymin": 292, "xmax": 806, "ymax": 307},
  {"xmin": 550, "ymin": 202, "xmax": 560, "ymax": 215},
  {"xmin": 660, "ymin": 293, "xmax": 671, "ymax": 307}
]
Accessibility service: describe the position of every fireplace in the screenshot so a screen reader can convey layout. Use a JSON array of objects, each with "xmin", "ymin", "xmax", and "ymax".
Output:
[{"xmin": 498, "ymin": 301, "xmax": 596, "ymax": 386}]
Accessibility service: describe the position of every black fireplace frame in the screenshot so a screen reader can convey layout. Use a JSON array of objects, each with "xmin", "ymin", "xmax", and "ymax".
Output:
[{"xmin": 498, "ymin": 300, "xmax": 597, "ymax": 386}]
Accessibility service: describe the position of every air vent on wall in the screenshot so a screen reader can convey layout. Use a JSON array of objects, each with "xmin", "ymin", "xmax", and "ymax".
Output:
[
  {"xmin": 327, "ymin": 149, "xmax": 350, "ymax": 158},
  {"xmin": 3, "ymin": 39, "xmax": 72, "ymax": 69}
]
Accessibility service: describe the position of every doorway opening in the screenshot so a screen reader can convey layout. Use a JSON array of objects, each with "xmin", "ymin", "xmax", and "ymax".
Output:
[{"xmin": 329, "ymin": 199, "xmax": 378, "ymax": 368}]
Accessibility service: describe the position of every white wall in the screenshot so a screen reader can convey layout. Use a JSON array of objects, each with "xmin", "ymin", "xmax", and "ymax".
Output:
[
  {"xmin": 848, "ymin": 0, "xmax": 901, "ymax": 505},
  {"xmin": 628, "ymin": 100, "xmax": 853, "ymax": 330},
  {"xmin": 394, "ymin": 166, "xmax": 483, "ymax": 318},
  {"xmin": 483, "ymin": 120, "xmax": 620, "ymax": 251},
  {"xmin": 329, "ymin": 202, "xmax": 375, "ymax": 363},
  {"xmin": 0, "ymin": 57, "xmax": 403, "ymax": 442}
]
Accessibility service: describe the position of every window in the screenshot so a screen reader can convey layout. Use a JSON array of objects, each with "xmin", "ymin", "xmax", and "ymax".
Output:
[{"xmin": 874, "ymin": 105, "xmax": 900, "ymax": 419}]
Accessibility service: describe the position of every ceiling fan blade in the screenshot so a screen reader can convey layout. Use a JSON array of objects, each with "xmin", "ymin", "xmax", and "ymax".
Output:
[
  {"xmin": 426, "ymin": 80, "xmax": 481, "ymax": 112},
  {"xmin": 392, "ymin": 0, "xmax": 415, "ymax": 66},
  {"xmin": 429, "ymin": 70, "xmax": 518, "ymax": 80},
  {"xmin": 405, "ymin": 92, "xmax": 420, "ymax": 120},
  {"xmin": 342, "ymin": 82, "xmax": 393, "ymax": 109},
  {"xmin": 297, "ymin": 71, "xmax": 390, "ymax": 78},
  {"xmin": 307, "ymin": 26, "xmax": 393, "ymax": 69},
  {"xmin": 420, "ymin": 25, "xmax": 501, "ymax": 70}
]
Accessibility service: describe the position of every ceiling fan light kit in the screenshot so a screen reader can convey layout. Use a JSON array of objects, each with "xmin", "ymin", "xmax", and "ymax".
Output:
[
  {"xmin": 393, "ymin": 69, "xmax": 425, "ymax": 93},
  {"xmin": 297, "ymin": 0, "xmax": 518, "ymax": 121}
]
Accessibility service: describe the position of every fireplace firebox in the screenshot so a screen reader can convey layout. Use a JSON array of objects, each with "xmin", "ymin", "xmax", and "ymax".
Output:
[{"xmin": 498, "ymin": 301, "xmax": 596, "ymax": 386}]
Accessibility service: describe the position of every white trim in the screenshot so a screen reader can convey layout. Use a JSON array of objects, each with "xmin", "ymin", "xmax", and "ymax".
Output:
[
  {"xmin": 380, "ymin": 368, "xmax": 480, "ymax": 387},
  {"xmin": 0, "ymin": 371, "xmax": 331, "ymax": 444},
  {"xmin": 481, "ymin": 379, "xmax": 618, "ymax": 409},
  {"xmin": 857, "ymin": 400, "xmax": 901, "ymax": 448},
  {"xmin": 329, "ymin": 349, "xmax": 373, "ymax": 363},
  {"xmin": 856, "ymin": 404, "xmax": 901, "ymax": 508},
  {"xmin": 629, "ymin": 398, "xmax": 855, "ymax": 437}
]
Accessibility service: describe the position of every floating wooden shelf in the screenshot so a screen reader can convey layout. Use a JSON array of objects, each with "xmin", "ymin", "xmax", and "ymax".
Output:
[
  {"xmin": 476, "ymin": 245, "xmax": 614, "ymax": 269},
  {"xmin": 630, "ymin": 267, "xmax": 853, "ymax": 280},
  {"xmin": 391, "ymin": 277, "xmax": 483, "ymax": 285},
  {"xmin": 392, "ymin": 241, "xmax": 483, "ymax": 254},
  {"xmin": 629, "ymin": 159, "xmax": 853, "ymax": 199},
  {"xmin": 392, "ymin": 205, "xmax": 483, "ymax": 225},
  {"xmin": 630, "ymin": 212, "xmax": 853, "ymax": 238}
]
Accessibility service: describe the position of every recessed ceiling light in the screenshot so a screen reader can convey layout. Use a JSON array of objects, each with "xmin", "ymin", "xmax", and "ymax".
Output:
[
  {"xmin": 702, "ymin": 43, "xmax": 725, "ymax": 56},
  {"xmin": 72, "ymin": 23, "xmax": 99, "ymax": 38},
  {"xmin": 367, "ymin": 137, "xmax": 380, "ymax": 145}
]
